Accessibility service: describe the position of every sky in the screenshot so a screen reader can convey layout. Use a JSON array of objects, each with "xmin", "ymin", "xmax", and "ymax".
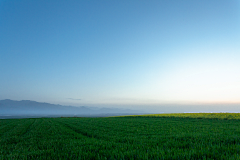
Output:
[{"xmin": 1, "ymin": 0, "xmax": 240, "ymax": 112}]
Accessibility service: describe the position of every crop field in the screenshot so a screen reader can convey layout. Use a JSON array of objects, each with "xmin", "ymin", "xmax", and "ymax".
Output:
[{"xmin": 0, "ymin": 113, "xmax": 240, "ymax": 159}]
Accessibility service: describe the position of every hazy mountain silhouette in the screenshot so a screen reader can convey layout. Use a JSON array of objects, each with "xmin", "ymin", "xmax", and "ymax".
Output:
[{"xmin": 0, "ymin": 99, "xmax": 144, "ymax": 118}]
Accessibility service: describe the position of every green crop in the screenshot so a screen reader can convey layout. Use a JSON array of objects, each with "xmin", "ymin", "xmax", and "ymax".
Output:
[
  {"xmin": 0, "ymin": 113, "xmax": 239, "ymax": 159},
  {"xmin": 120, "ymin": 113, "xmax": 240, "ymax": 120}
]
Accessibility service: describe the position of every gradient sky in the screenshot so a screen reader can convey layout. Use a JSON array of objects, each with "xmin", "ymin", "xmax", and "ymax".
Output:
[{"xmin": 1, "ymin": 0, "xmax": 240, "ymax": 111}]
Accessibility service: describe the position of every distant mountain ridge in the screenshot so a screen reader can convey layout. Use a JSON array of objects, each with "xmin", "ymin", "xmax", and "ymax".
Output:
[{"xmin": 0, "ymin": 99, "xmax": 144, "ymax": 117}]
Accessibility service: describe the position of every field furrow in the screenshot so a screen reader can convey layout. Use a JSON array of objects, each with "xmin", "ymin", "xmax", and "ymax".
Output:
[{"xmin": 0, "ymin": 120, "xmax": 21, "ymax": 136}]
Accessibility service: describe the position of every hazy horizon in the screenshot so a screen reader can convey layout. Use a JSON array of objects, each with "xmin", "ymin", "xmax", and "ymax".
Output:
[
  {"xmin": 1, "ymin": 99, "xmax": 240, "ymax": 114},
  {"xmin": 1, "ymin": 0, "xmax": 240, "ymax": 113}
]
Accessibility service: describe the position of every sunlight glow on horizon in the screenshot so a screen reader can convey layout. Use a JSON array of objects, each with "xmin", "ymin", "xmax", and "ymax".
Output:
[{"xmin": 154, "ymin": 48, "xmax": 240, "ymax": 104}]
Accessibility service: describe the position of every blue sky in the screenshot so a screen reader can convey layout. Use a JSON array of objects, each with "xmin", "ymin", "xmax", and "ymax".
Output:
[{"xmin": 1, "ymin": 0, "xmax": 240, "ymax": 111}]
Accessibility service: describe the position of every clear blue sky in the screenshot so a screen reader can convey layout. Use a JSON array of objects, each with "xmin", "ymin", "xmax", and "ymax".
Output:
[{"xmin": 1, "ymin": 0, "xmax": 240, "ymax": 111}]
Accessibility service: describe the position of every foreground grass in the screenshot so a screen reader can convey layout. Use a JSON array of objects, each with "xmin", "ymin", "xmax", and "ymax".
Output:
[{"xmin": 0, "ymin": 113, "xmax": 240, "ymax": 159}]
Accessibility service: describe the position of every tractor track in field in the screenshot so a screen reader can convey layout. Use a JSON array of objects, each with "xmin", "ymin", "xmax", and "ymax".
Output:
[
  {"xmin": 0, "ymin": 120, "xmax": 27, "ymax": 138},
  {"xmin": 0, "ymin": 121, "xmax": 20, "ymax": 136},
  {"xmin": 53, "ymin": 119, "xmax": 125, "ymax": 144},
  {"xmin": 54, "ymin": 120, "xmax": 102, "ymax": 140},
  {"xmin": 54, "ymin": 119, "xmax": 136, "ymax": 146},
  {"xmin": 13, "ymin": 119, "xmax": 36, "ymax": 138},
  {"xmin": 0, "ymin": 119, "xmax": 36, "ymax": 144}
]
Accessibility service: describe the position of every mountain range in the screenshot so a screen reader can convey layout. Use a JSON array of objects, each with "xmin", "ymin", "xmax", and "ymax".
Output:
[{"xmin": 0, "ymin": 99, "xmax": 145, "ymax": 118}]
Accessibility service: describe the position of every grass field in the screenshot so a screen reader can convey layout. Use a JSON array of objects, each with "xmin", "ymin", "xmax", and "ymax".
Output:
[{"xmin": 0, "ymin": 113, "xmax": 240, "ymax": 159}]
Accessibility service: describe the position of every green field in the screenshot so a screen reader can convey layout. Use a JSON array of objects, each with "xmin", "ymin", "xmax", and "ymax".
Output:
[{"xmin": 0, "ymin": 113, "xmax": 240, "ymax": 159}]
